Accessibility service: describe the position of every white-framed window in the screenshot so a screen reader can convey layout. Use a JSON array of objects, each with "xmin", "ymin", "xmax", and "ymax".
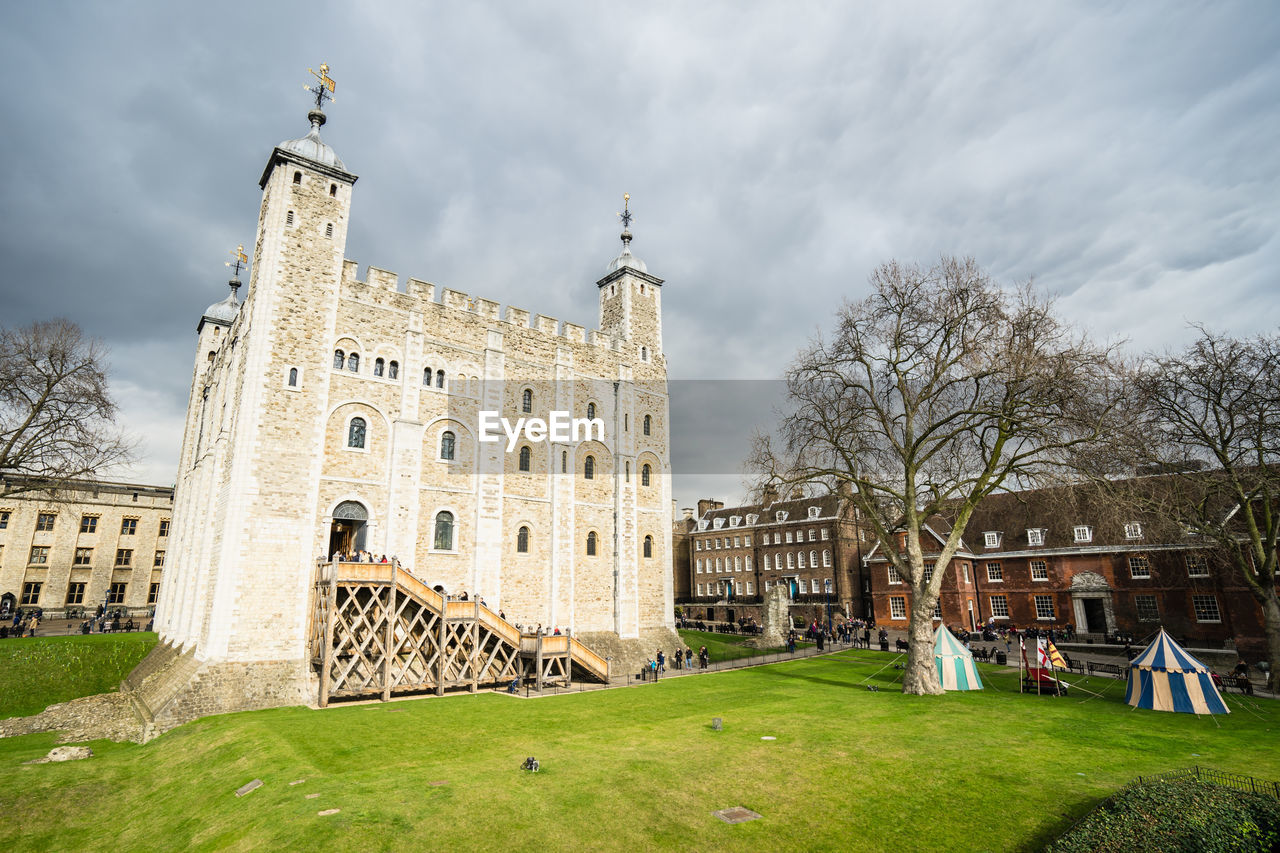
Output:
[
  {"xmin": 962, "ymin": 563, "xmax": 969, "ymax": 583},
  {"xmin": 990, "ymin": 595, "xmax": 1009, "ymax": 618},
  {"xmin": 810, "ymin": 579, "xmax": 820, "ymax": 594},
  {"xmin": 763, "ymin": 554, "xmax": 771, "ymax": 570},
  {"xmin": 773, "ymin": 533, "xmax": 781, "ymax": 545},
  {"xmin": 1185, "ymin": 553, "xmax": 1209, "ymax": 577},
  {"xmin": 696, "ymin": 583, "xmax": 703, "ymax": 596},
  {"xmin": 797, "ymin": 552, "xmax": 806, "ymax": 569},
  {"xmin": 695, "ymin": 559, "xmax": 702, "ymax": 573},
  {"xmin": 775, "ymin": 511, "xmax": 788, "ymax": 522},
  {"xmin": 715, "ymin": 558, "xmax": 722, "ymax": 572},
  {"xmin": 729, "ymin": 516, "xmax": 740, "ymax": 528},
  {"xmin": 736, "ymin": 582, "xmax": 743, "ymax": 595},
  {"xmin": 932, "ymin": 600, "xmax": 941, "ymax": 619},
  {"xmin": 1030, "ymin": 560, "xmax": 1049, "ymax": 581},
  {"xmin": 745, "ymin": 556, "xmax": 752, "ymax": 571},
  {"xmin": 785, "ymin": 531, "xmax": 793, "ymax": 544},
  {"xmin": 786, "ymin": 552, "xmax": 795, "ymax": 569},
  {"xmin": 1192, "ymin": 595, "xmax": 1221, "ymax": 623},
  {"xmin": 714, "ymin": 518, "xmax": 725, "ymax": 530},
  {"xmin": 734, "ymin": 556, "xmax": 742, "ymax": 572},
  {"xmin": 746, "ymin": 581, "xmax": 754, "ymax": 595},
  {"xmin": 764, "ymin": 580, "xmax": 771, "ymax": 592},
  {"xmin": 1135, "ymin": 595, "xmax": 1160, "ymax": 622},
  {"xmin": 1073, "ymin": 525, "xmax": 1093, "ymax": 543},
  {"xmin": 888, "ymin": 565, "xmax": 901, "ymax": 584},
  {"xmin": 922, "ymin": 564, "xmax": 934, "ymax": 584},
  {"xmin": 889, "ymin": 597, "xmax": 906, "ymax": 620},
  {"xmin": 1034, "ymin": 595, "xmax": 1055, "ymax": 620},
  {"xmin": 983, "ymin": 531, "xmax": 1001, "ymax": 548},
  {"xmin": 745, "ymin": 535, "xmax": 752, "ymax": 546},
  {"xmin": 1128, "ymin": 556, "xmax": 1151, "ymax": 579},
  {"xmin": 1027, "ymin": 528, "xmax": 1045, "ymax": 546},
  {"xmin": 986, "ymin": 562, "xmax": 1003, "ymax": 582},
  {"xmin": 808, "ymin": 529, "xmax": 816, "ymax": 542},
  {"xmin": 695, "ymin": 540, "xmax": 702, "ymax": 551},
  {"xmin": 1124, "ymin": 522, "xmax": 1143, "ymax": 540},
  {"xmin": 808, "ymin": 506, "xmax": 820, "ymax": 519},
  {"xmin": 746, "ymin": 514, "xmax": 757, "ymax": 526},
  {"xmin": 821, "ymin": 528, "xmax": 829, "ymax": 540},
  {"xmin": 734, "ymin": 536, "xmax": 742, "ymax": 548},
  {"xmin": 822, "ymin": 550, "xmax": 831, "ymax": 567}
]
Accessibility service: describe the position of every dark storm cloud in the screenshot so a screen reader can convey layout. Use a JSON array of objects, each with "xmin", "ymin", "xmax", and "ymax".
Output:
[{"xmin": 1, "ymin": 2, "xmax": 1276, "ymax": 509}]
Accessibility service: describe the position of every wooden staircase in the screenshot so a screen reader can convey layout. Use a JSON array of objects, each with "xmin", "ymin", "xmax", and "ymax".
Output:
[{"xmin": 309, "ymin": 561, "xmax": 609, "ymax": 706}]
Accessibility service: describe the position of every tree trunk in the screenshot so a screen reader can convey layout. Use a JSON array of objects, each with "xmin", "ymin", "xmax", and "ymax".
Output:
[
  {"xmin": 1263, "ymin": 593, "xmax": 1280, "ymax": 695},
  {"xmin": 901, "ymin": 607, "xmax": 943, "ymax": 695}
]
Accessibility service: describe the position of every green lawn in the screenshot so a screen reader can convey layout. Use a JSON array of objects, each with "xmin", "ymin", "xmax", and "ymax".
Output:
[
  {"xmin": 677, "ymin": 628, "xmax": 811, "ymax": 661},
  {"xmin": 1, "ymin": 644, "xmax": 1277, "ymax": 852},
  {"xmin": 0, "ymin": 633, "xmax": 157, "ymax": 719}
]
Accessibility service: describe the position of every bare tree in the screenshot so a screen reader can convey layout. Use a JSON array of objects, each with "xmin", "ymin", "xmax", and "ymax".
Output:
[
  {"xmin": 0, "ymin": 319, "xmax": 133, "ymax": 499},
  {"xmin": 1118, "ymin": 329, "xmax": 1280, "ymax": 691},
  {"xmin": 752, "ymin": 257, "xmax": 1120, "ymax": 694}
]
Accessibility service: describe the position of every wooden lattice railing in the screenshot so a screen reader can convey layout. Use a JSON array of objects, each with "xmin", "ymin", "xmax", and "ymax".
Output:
[{"xmin": 308, "ymin": 561, "xmax": 608, "ymax": 706}]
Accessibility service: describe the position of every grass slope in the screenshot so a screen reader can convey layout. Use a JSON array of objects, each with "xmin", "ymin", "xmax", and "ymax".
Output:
[
  {"xmin": 0, "ymin": 633, "xmax": 157, "ymax": 719},
  {"xmin": 1, "ymin": 647, "xmax": 1276, "ymax": 852},
  {"xmin": 676, "ymin": 628, "xmax": 809, "ymax": 661}
]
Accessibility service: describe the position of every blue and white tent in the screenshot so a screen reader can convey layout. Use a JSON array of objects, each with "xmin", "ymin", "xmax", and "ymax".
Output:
[
  {"xmin": 1124, "ymin": 629, "xmax": 1229, "ymax": 715},
  {"xmin": 934, "ymin": 625, "xmax": 983, "ymax": 691}
]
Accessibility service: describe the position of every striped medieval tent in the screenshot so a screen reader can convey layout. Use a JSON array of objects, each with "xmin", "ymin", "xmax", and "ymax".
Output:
[
  {"xmin": 1124, "ymin": 628, "xmax": 1229, "ymax": 715},
  {"xmin": 934, "ymin": 625, "xmax": 983, "ymax": 691}
]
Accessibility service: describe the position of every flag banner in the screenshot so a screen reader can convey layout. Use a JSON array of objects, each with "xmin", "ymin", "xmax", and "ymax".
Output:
[
  {"xmin": 1046, "ymin": 640, "xmax": 1068, "ymax": 669},
  {"xmin": 1037, "ymin": 638, "xmax": 1050, "ymax": 668}
]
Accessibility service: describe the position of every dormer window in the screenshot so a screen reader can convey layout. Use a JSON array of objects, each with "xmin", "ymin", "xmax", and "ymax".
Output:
[
  {"xmin": 776, "ymin": 511, "xmax": 788, "ymax": 522},
  {"xmin": 808, "ymin": 506, "xmax": 821, "ymax": 519},
  {"xmin": 729, "ymin": 516, "xmax": 741, "ymax": 527},
  {"xmin": 1026, "ymin": 529, "xmax": 1045, "ymax": 546},
  {"xmin": 713, "ymin": 518, "xmax": 725, "ymax": 529},
  {"xmin": 1124, "ymin": 522, "xmax": 1143, "ymax": 540},
  {"xmin": 1073, "ymin": 525, "xmax": 1093, "ymax": 543},
  {"xmin": 983, "ymin": 531, "xmax": 1001, "ymax": 549},
  {"xmin": 698, "ymin": 520, "xmax": 709, "ymax": 531},
  {"xmin": 746, "ymin": 514, "xmax": 757, "ymax": 525}
]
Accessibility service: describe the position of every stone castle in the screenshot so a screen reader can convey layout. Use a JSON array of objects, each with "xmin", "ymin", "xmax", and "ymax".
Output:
[{"xmin": 143, "ymin": 97, "xmax": 675, "ymax": 726}]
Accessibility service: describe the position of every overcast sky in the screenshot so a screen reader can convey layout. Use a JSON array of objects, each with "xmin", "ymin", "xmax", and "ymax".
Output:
[{"xmin": 2, "ymin": 2, "xmax": 1277, "ymax": 510}]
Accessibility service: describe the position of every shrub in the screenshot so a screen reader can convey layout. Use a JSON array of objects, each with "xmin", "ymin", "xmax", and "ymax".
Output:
[{"xmin": 1049, "ymin": 777, "xmax": 1280, "ymax": 853}]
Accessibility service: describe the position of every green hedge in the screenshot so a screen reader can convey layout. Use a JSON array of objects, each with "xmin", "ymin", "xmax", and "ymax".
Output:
[{"xmin": 1049, "ymin": 778, "xmax": 1280, "ymax": 853}]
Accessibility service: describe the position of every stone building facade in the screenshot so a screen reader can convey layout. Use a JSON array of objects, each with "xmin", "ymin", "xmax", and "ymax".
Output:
[
  {"xmin": 151, "ymin": 101, "xmax": 675, "ymax": 720},
  {"xmin": 863, "ymin": 484, "xmax": 1270, "ymax": 656},
  {"xmin": 0, "ymin": 478, "xmax": 173, "ymax": 616},
  {"xmin": 674, "ymin": 490, "xmax": 867, "ymax": 627}
]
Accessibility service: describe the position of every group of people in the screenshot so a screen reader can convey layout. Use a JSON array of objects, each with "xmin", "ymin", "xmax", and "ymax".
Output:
[
  {"xmin": 1, "ymin": 611, "xmax": 40, "ymax": 638},
  {"xmin": 644, "ymin": 645, "xmax": 712, "ymax": 677},
  {"xmin": 331, "ymin": 550, "xmax": 400, "ymax": 566}
]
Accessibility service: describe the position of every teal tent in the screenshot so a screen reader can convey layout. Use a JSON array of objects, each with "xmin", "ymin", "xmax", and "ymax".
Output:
[{"xmin": 934, "ymin": 625, "xmax": 983, "ymax": 691}]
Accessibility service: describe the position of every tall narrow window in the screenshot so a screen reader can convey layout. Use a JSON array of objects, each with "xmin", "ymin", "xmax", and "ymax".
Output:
[
  {"xmin": 347, "ymin": 353, "xmax": 359, "ymax": 372},
  {"xmin": 325, "ymin": 222, "xmax": 334, "ymax": 238},
  {"xmin": 293, "ymin": 171, "xmax": 302, "ymax": 184},
  {"xmin": 434, "ymin": 511, "xmax": 454, "ymax": 550},
  {"xmin": 440, "ymin": 430, "xmax": 455, "ymax": 460},
  {"xmin": 334, "ymin": 350, "xmax": 345, "ymax": 369},
  {"xmin": 329, "ymin": 184, "xmax": 337, "ymax": 196},
  {"xmin": 424, "ymin": 367, "xmax": 432, "ymax": 386},
  {"xmin": 522, "ymin": 388, "xmax": 533, "ymax": 413},
  {"xmin": 518, "ymin": 445, "xmax": 531, "ymax": 472},
  {"xmin": 374, "ymin": 358, "xmax": 385, "ymax": 377},
  {"xmin": 584, "ymin": 455, "xmax": 595, "ymax": 479},
  {"xmin": 587, "ymin": 402, "xmax": 596, "ymax": 420},
  {"xmin": 348, "ymin": 417, "xmax": 366, "ymax": 448},
  {"xmin": 288, "ymin": 367, "xmax": 298, "ymax": 386},
  {"xmin": 643, "ymin": 414, "xmax": 651, "ymax": 435},
  {"xmin": 517, "ymin": 526, "xmax": 530, "ymax": 553},
  {"xmin": 641, "ymin": 463, "xmax": 651, "ymax": 486},
  {"xmin": 286, "ymin": 210, "xmax": 295, "ymax": 226},
  {"xmin": 586, "ymin": 531, "xmax": 598, "ymax": 556},
  {"xmin": 388, "ymin": 361, "xmax": 398, "ymax": 379},
  {"xmin": 643, "ymin": 535, "xmax": 653, "ymax": 558},
  {"xmin": 436, "ymin": 369, "xmax": 445, "ymax": 388},
  {"xmin": 561, "ymin": 451, "xmax": 567, "ymax": 473}
]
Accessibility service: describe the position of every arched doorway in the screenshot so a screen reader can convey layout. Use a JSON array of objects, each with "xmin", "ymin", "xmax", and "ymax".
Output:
[
  {"xmin": 1070, "ymin": 571, "xmax": 1114, "ymax": 635},
  {"xmin": 329, "ymin": 500, "xmax": 369, "ymax": 558}
]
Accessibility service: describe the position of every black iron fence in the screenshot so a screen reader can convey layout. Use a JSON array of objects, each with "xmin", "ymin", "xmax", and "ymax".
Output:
[{"xmin": 1134, "ymin": 766, "xmax": 1280, "ymax": 800}]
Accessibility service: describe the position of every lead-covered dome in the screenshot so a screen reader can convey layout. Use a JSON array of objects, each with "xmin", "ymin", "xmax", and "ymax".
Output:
[
  {"xmin": 202, "ymin": 280, "xmax": 241, "ymax": 326},
  {"xmin": 605, "ymin": 229, "xmax": 647, "ymax": 274},
  {"xmin": 277, "ymin": 109, "xmax": 346, "ymax": 171}
]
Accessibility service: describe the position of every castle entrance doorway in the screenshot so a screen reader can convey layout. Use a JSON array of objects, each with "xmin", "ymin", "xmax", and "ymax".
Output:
[{"xmin": 329, "ymin": 500, "xmax": 368, "ymax": 558}]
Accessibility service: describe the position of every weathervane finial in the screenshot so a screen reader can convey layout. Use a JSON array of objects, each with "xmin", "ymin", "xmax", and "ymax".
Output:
[
  {"xmin": 618, "ymin": 193, "xmax": 633, "ymax": 230},
  {"xmin": 225, "ymin": 244, "xmax": 249, "ymax": 281},
  {"xmin": 304, "ymin": 63, "xmax": 336, "ymax": 112}
]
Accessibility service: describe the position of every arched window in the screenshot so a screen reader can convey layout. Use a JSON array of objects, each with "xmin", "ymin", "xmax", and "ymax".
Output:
[
  {"xmin": 640, "ymin": 346, "xmax": 648, "ymax": 361},
  {"xmin": 522, "ymin": 388, "xmax": 533, "ymax": 413},
  {"xmin": 434, "ymin": 511, "xmax": 454, "ymax": 551},
  {"xmin": 810, "ymin": 550, "xmax": 818, "ymax": 568},
  {"xmin": 347, "ymin": 353, "xmax": 359, "ymax": 372},
  {"xmin": 787, "ymin": 552, "xmax": 795, "ymax": 570},
  {"xmin": 436, "ymin": 369, "xmax": 445, "ymax": 388},
  {"xmin": 517, "ymin": 526, "xmax": 530, "ymax": 553},
  {"xmin": 374, "ymin": 358, "xmax": 385, "ymax": 377},
  {"xmin": 388, "ymin": 361, "xmax": 398, "ymax": 380},
  {"xmin": 643, "ymin": 535, "xmax": 653, "ymax": 558},
  {"xmin": 823, "ymin": 549, "xmax": 831, "ymax": 567},
  {"xmin": 288, "ymin": 368, "xmax": 298, "ymax": 387},
  {"xmin": 348, "ymin": 417, "xmax": 366, "ymax": 449},
  {"xmin": 207, "ymin": 351, "xmax": 215, "ymax": 363},
  {"xmin": 587, "ymin": 402, "xmax": 596, "ymax": 420},
  {"xmin": 424, "ymin": 367, "xmax": 432, "ymax": 386},
  {"xmin": 643, "ymin": 415, "xmax": 651, "ymax": 436},
  {"xmin": 333, "ymin": 349, "xmax": 344, "ymax": 369},
  {"xmin": 586, "ymin": 531, "xmax": 597, "ymax": 556},
  {"xmin": 293, "ymin": 171, "xmax": 302, "ymax": 184},
  {"xmin": 584, "ymin": 455, "xmax": 595, "ymax": 480},
  {"xmin": 798, "ymin": 552, "xmax": 806, "ymax": 569},
  {"xmin": 440, "ymin": 430, "xmax": 455, "ymax": 461},
  {"xmin": 329, "ymin": 184, "xmax": 337, "ymax": 196},
  {"xmin": 641, "ymin": 464, "xmax": 651, "ymax": 487},
  {"xmin": 518, "ymin": 445, "xmax": 531, "ymax": 472}
]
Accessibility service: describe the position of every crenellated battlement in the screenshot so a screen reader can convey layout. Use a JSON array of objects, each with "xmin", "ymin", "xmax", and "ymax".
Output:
[{"xmin": 337, "ymin": 258, "xmax": 639, "ymax": 354}]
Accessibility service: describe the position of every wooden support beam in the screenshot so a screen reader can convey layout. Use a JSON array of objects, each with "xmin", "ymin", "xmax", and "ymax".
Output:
[
  {"xmin": 436, "ymin": 595, "xmax": 447, "ymax": 697},
  {"xmin": 319, "ymin": 581, "xmax": 336, "ymax": 708},
  {"xmin": 382, "ymin": 568, "xmax": 396, "ymax": 702},
  {"xmin": 470, "ymin": 601, "xmax": 480, "ymax": 693},
  {"xmin": 535, "ymin": 634, "xmax": 544, "ymax": 693}
]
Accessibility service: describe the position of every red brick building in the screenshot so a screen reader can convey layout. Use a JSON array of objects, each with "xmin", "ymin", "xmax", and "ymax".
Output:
[{"xmin": 863, "ymin": 484, "xmax": 1269, "ymax": 656}]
